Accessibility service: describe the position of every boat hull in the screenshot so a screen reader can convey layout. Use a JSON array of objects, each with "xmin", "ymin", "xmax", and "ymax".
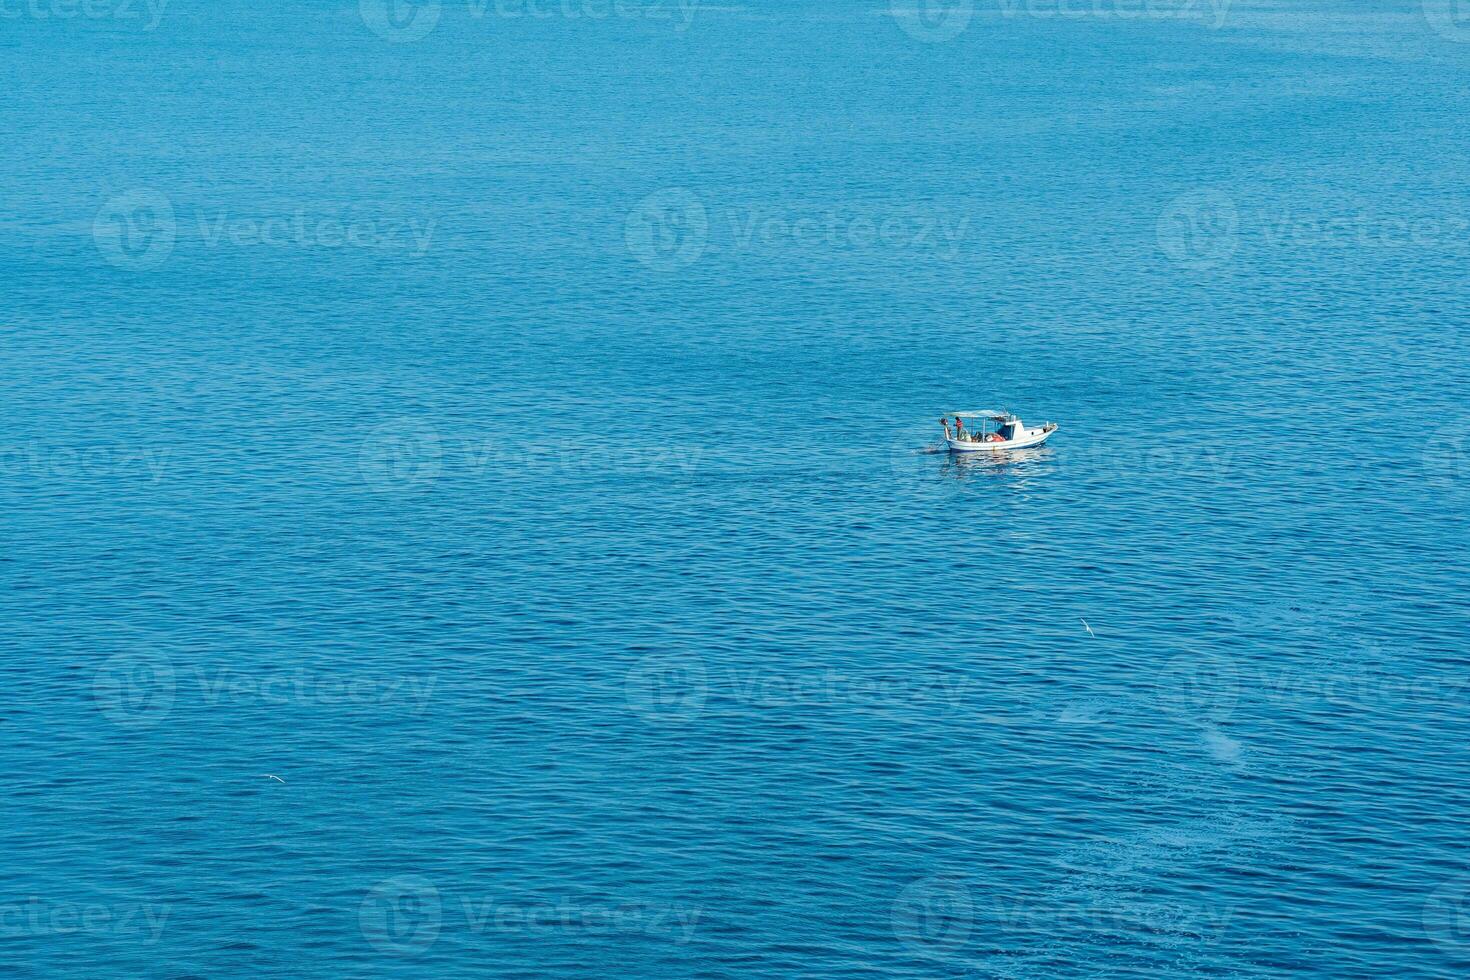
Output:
[{"xmin": 946, "ymin": 429, "xmax": 1054, "ymax": 452}]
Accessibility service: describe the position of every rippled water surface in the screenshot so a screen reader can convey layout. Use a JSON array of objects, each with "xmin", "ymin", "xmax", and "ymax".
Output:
[{"xmin": 3, "ymin": 1, "xmax": 1470, "ymax": 976}]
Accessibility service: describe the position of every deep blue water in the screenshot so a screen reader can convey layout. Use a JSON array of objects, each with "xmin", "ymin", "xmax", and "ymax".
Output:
[{"xmin": 3, "ymin": 1, "xmax": 1470, "ymax": 976}]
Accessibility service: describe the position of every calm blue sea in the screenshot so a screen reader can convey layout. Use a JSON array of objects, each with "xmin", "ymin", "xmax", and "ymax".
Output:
[{"xmin": 3, "ymin": 0, "xmax": 1469, "ymax": 976}]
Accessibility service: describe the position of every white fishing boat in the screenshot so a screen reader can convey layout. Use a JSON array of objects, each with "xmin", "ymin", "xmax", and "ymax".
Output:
[{"xmin": 941, "ymin": 410, "xmax": 1057, "ymax": 452}]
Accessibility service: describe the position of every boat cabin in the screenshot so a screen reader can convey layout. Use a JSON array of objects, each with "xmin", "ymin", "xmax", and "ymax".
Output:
[{"xmin": 947, "ymin": 411, "xmax": 1022, "ymax": 444}]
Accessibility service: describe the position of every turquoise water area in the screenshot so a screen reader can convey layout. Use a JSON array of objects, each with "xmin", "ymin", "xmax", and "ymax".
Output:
[{"xmin": 3, "ymin": 1, "xmax": 1469, "ymax": 976}]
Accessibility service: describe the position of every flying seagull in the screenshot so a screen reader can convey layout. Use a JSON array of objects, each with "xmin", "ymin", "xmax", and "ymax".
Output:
[
  {"xmin": 261, "ymin": 774, "xmax": 285, "ymax": 783},
  {"xmin": 1081, "ymin": 619, "xmax": 1094, "ymax": 638}
]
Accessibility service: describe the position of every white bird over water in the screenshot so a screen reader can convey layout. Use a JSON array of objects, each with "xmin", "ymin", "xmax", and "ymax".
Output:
[
  {"xmin": 1081, "ymin": 619, "xmax": 1094, "ymax": 637},
  {"xmin": 261, "ymin": 774, "xmax": 285, "ymax": 783}
]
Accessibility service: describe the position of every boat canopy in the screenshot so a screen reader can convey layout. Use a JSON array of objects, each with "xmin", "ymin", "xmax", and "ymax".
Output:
[{"xmin": 951, "ymin": 410, "xmax": 1011, "ymax": 420}]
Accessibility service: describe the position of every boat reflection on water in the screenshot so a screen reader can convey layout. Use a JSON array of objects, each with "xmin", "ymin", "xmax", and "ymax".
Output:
[{"xmin": 939, "ymin": 444, "xmax": 1057, "ymax": 480}]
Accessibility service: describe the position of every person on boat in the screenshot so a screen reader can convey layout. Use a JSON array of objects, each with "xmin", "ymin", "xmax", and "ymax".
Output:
[
  {"xmin": 955, "ymin": 416, "xmax": 966, "ymax": 440},
  {"xmin": 940, "ymin": 417, "xmax": 951, "ymax": 439}
]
